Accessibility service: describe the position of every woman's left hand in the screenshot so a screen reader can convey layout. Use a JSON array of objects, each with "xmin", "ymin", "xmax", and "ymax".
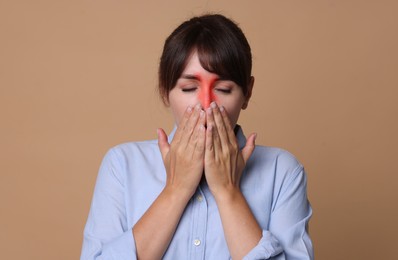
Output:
[
  {"xmin": 204, "ymin": 102, "xmax": 263, "ymax": 259},
  {"xmin": 204, "ymin": 102, "xmax": 256, "ymax": 199}
]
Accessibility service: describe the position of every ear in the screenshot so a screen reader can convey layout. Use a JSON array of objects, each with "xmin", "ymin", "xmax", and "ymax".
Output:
[
  {"xmin": 162, "ymin": 95, "xmax": 170, "ymax": 107},
  {"xmin": 242, "ymin": 76, "xmax": 254, "ymax": 110}
]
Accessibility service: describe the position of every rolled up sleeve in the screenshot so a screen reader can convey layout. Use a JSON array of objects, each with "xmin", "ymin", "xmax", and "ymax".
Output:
[
  {"xmin": 243, "ymin": 230, "xmax": 284, "ymax": 259},
  {"xmin": 244, "ymin": 155, "xmax": 313, "ymax": 260},
  {"xmin": 81, "ymin": 149, "xmax": 137, "ymax": 260},
  {"xmin": 269, "ymin": 165, "xmax": 314, "ymax": 260}
]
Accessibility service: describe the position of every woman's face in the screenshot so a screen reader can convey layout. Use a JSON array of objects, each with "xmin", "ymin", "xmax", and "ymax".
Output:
[{"xmin": 168, "ymin": 51, "xmax": 253, "ymax": 127}]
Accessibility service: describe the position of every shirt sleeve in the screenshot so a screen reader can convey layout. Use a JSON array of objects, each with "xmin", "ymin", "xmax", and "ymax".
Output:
[
  {"xmin": 269, "ymin": 165, "xmax": 313, "ymax": 259},
  {"xmin": 243, "ymin": 230, "xmax": 284, "ymax": 259},
  {"xmin": 80, "ymin": 148, "xmax": 137, "ymax": 260},
  {"xmin": 244, "ymin": 160, "xmax": 313, "ymax": 260}
]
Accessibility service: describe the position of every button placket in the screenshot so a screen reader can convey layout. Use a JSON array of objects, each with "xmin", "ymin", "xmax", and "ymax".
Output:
[{"xmin": 190, "ymin": 188, "xmax": 207, "ymax": 259}]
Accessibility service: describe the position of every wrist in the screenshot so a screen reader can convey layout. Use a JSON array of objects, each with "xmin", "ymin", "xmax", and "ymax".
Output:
[
  {"xmin": 163, "ymin": 185, "xmax": 195, "ymax": 204},
  {"xmin": 212, "ymin": 185, "xmax": 243, "ymax": 204}
]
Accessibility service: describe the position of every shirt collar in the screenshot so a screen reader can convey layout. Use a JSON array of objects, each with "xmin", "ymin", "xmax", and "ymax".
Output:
[{"xmin": 168, "ymin": 124, "xmax": 246, "ymax": 150}]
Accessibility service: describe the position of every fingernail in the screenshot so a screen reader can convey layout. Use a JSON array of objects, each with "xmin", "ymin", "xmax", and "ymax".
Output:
[
  {"xmin": 200, "ymin": 110, "xmax": 205, "ymax": 117},
  {"xmin": 219, "ymin": 106, "xmax": 224, "ymax": 112},
  {"xmin": 187, "ymin": 106, "xmax": 192, "ymax": 113},
  {"xmin": 195, "ymin": 103, "xmax": 202, "ymax": 110},
  {"xmin": 210, "ymin": 102, "xmax": 217, "ymax": 109}
]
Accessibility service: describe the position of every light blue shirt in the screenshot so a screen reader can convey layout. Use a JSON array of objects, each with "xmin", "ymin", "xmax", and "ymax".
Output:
[{"xmin": 81, "ymin": 126, "xmax": 313, "ymax": 259}]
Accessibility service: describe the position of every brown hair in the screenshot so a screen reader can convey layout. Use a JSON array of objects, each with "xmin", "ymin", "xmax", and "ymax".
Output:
[{"xmin": 158, "ymin": 14, "xmax": 252, "ymax": 103}]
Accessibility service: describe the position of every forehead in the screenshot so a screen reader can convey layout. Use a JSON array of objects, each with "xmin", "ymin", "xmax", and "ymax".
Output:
[
  {"xmin": 182, "ymin": 52, "xmax": 203, "ymax": 72},
  {"xmin": 181, "ymin": 51, "xmax": 218, "ymax": 78}
]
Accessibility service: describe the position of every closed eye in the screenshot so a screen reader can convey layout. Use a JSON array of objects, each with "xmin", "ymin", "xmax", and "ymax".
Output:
[
  {"xmin": 182, "ymin": 87, "xmax": 197, "ymax": 92},
  {"xmin": 215, "ymin": 88, "xmax": 232, "ymax": 94}
]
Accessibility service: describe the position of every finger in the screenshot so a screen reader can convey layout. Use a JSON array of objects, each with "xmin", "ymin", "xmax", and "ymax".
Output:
[
  {"xmin": 192, "ymin": 120, "xmax": 206, "ymax": 161},
  {"xmin": 189, "ymin": 109, "xmax": 206, "ymax": 157},
  {"xmin": 206, "ymin": 106, "xmax": 222, "ymax": 157},
  {"xmin": 241, "ymin": 132, "xmax": 257, "ymax": 164},
  {"xmin": 219, "ymin": 106, "xmax": 236, "ymax": 145},
  {"xmin": 157, "ymin": 128, "xmax": 170, "ymax": 161},
  {"xmin": 180, "ymin": 103, "xmax": 202, "ymax": 147},
  {"xmin": 172, "ymin": 106, "xmax": 193, "ymax": 143},
  {"xmin": 205, "ymin": 124, "xmax": 215, "ymax": 158},
  {"xmin": 210, "ymin": 102, "xmax": 229, "ymax": 149}
]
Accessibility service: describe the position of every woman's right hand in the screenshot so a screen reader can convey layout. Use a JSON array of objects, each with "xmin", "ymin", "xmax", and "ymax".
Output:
[
  {"xmin": 157, "ymin": 104, "xmax": 206, "ymax": 199},
  {"xmin": 133, "ymin": 104, "xmax": 206, "ymax": 259}
]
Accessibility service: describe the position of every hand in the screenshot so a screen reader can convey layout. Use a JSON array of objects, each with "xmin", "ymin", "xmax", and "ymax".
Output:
[
  {"xmin": 157, "ymin": 104, "xmax": 206, "ymax": 199},
  {"xmin": 204, "ymin": 102, "xmax": 256, "ymax": 199}
]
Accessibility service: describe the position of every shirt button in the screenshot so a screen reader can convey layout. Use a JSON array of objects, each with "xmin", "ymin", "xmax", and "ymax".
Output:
[
  {"xmin": 193, "ymin": 239, "xmax": 201, "ymax": 246},
  {"xmin": 196, "ymin": 195, "xmax": 203, "ymax": 202}
]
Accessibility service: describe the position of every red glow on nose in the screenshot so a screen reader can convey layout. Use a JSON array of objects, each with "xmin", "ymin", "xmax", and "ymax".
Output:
[{"xmin": 196, "ymin": 74, "xmax": 218, "ymax": 109}]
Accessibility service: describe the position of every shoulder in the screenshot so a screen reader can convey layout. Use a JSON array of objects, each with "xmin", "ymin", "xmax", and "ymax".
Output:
[
  {"xmin": 251, "ymin": 145, "xmax": 303, "ymax": 170},
  {"xmin": 110, "ymin": 139, "xmax": 159, "ymax": 156},
  {"xmin": 96, "ymin": 139, "xmax": 162, "ymax": 182},
  {"xmin": 101, "ymin": 139, "xmax": 160, "ymax": 168},
  {"xmin": 113, "ymin": 139, "xmax": 158, "ymax": 150},
  {"xmin": 248, "ymin": 145, "xmax": 305, "ymax": 186}
]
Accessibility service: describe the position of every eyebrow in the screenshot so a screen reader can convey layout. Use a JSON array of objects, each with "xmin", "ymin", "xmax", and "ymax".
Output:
[
  {"xmin": 180, "ymin": 74, "xmax": 202, "ymax": 80},
  {"xmin": 180, "ymin": 74, "xmax": 227, "ymax": 81}
]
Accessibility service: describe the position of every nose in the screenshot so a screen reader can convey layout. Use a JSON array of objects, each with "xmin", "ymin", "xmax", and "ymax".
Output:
[{"xmin": 198, "ymin": 85, "xmax": 216, "ymax": 109}]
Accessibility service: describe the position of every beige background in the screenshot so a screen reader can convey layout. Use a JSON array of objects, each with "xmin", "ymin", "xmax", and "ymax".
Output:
[{"xmin": 1, "ymin": 0, "xmax": 397, "ymax": 259}]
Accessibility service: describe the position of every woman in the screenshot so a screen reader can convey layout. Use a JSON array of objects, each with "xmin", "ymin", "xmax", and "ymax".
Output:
[{"xmin": 81, "ymin": 14, "xmax": 313, "ymax": 260}]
